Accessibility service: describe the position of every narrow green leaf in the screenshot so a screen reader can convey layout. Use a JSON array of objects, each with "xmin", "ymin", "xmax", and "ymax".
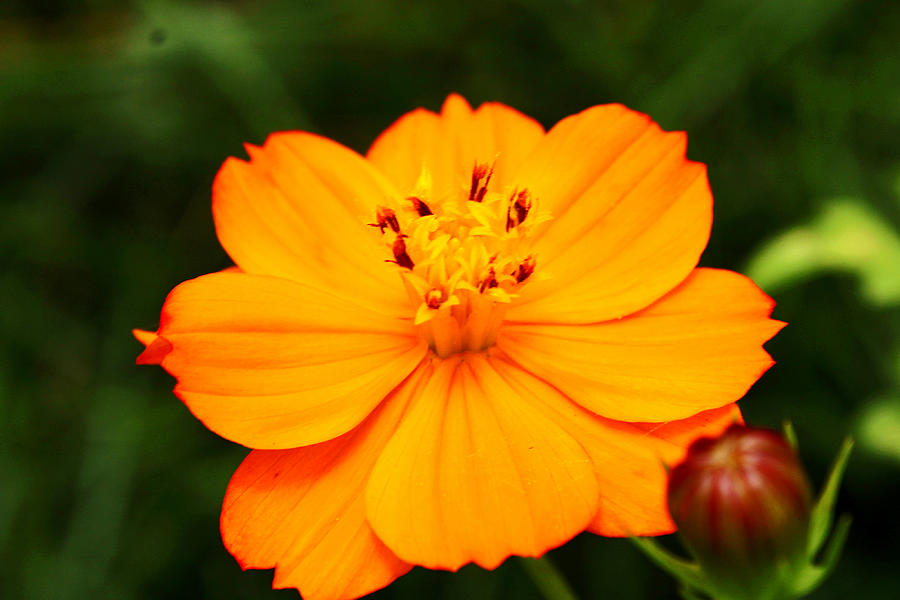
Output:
[
  {"xmin": 783, "ymin": 420, "xmax": 799, "ymax": 451},
  {"xmin": 808, "ymin": 437, "xmax": 854, "ymax": 558},
  {"xmin": 793, "ymin": 515, "xmax": 853, "ymax": 596}
]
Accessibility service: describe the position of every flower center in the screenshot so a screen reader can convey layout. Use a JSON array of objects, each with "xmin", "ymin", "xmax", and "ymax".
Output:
[{"xmin": 371, "ymin": 163, "xmax": 549, "ymax": 358}]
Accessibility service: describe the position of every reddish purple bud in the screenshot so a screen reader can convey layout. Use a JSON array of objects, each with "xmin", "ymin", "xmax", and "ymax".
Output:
[{"xmin": 667, "ymin": 425, "xmax": 812, "ymax": 595}]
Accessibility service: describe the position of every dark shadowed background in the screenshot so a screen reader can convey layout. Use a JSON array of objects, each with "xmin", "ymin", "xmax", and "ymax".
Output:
[{"xmin": 2, "ymin": 0, "xmax": 899, "ymax": 598}]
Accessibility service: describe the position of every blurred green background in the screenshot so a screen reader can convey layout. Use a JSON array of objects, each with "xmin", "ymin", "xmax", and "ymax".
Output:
[{"xmin": 2, "ymin": 0, "xmax": 899, "ymax": 598}]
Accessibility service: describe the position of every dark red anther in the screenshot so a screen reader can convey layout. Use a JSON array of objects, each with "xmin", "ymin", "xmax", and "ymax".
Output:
[
  {"xmin": 424, "ymin": 288, "xmax": 444, "ymax": 309},
  {"xmin": 469, "ymin": 162, "xmax": 494, "ymax": 202},
  {"xmin": 408, "ymin": 196, "xmax": 433, "ymax": 216},
  {"xmin": 513, "ymin": 256, "xmax": 536, "ymax": 283},
  {"xmin": 506, "ymin": 189, "xmax": 532, "ymax": 231},
  {"xmin": 371, "ymin": 206, "xmax": 400, "ymax": 234},
  {"xmin": 390, "ymin": 235, "xmax": 415, "ymax": 269},
  {"xmin": 478, "ymin": 267, "xmax": 499, "ymax": 292}
]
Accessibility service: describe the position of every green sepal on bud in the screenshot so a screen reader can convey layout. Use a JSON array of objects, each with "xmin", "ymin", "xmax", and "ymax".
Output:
[{"xmin": 631, "ymin": 424, "xmax": 853, "ymax": 600}]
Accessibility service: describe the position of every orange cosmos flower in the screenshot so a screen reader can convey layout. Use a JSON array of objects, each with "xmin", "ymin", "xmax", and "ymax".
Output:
[{"xmin": 135, "ymin": 94, "xmax": 784, "ymax": 600}]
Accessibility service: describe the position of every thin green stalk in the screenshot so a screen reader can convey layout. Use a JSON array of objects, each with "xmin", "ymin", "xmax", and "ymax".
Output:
[{"xmin": 517, "ymin": 556, "xmax": 579, "ymax": 600}]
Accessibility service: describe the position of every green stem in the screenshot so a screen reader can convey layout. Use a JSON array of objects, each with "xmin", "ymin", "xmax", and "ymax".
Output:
[{"xmin": 517, "ymin": 556, "xmax": 580, "ymax": 600}]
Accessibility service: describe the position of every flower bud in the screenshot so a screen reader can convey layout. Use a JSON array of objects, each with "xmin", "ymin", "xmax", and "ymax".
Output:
[{"xmin": 667, "ymin": 424, "xmax": 812, "ymax": 599}]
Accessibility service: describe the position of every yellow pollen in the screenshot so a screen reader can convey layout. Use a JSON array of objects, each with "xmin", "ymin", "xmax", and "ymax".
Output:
[{"xmin": 373, "ymin": 165, "xmax": 551, "ymax": 358}]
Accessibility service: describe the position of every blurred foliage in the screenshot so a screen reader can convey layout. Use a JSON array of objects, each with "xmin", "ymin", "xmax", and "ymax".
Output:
[
  {"xmin": 1, "ymin": 0, "xmax": 899, "ymax": 599},
  {"xmin": 858, "ymin": 395, "xmax": 900, "ymax": 464},
  {"xmin": 747, "ymin": 194, "xmax": 900, "ymax": 307}
]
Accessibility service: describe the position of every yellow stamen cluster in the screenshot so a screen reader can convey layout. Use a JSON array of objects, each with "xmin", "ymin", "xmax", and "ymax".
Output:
[{"xmin": 373, "ymin": 163, "xmax": 550, "ymax": 358}]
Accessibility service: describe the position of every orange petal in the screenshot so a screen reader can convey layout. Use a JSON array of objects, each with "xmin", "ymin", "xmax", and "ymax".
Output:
[
  {"xmin": 133, "ymin": 329, "xmax": 173, "ymax": 365},
  {"xmin": 446, "ymin": 95, "xmax": 547, "ymax": 193},
  {"xmin": 366, "ymin": 107, "xmax": 453, "ymax": 198},
  {"xmin": 135, "ymin": 267, "xmax": 240, "ymax": 365},
  {"xmin": 488, "ymin": 356, "xmax": 741, "ymax": 536},
  {"xmin": 213, "ymin": 131, "xmax": 408, "ymax": 314},
  {"xmin": 366, "ymin": 94, "xmax": 544, "ymax": 198},
  {"xmin": 508, "ymin": 104, "xmax": 711, "ymax": 323},
  {"xmin": 133, "ymin": 328, "xmax": 157, "ymax": 347},
  {"xmin": 155, "ymin": 271, "xmax": 427, "ymax": 449},
  {"xmin": 585, "ymin": 405, "xmax": 742, "ymax": 536},
  {"xmin": 221, "ymin": 363, "xmax": 430, "ymax": 600},
  {"xmin": 365, "ymin": 353, "xmax": 599, "ymax": 571},
  {"xmin": 498, "ymin": 268, "xmax": 785, "ymax": 422}
]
